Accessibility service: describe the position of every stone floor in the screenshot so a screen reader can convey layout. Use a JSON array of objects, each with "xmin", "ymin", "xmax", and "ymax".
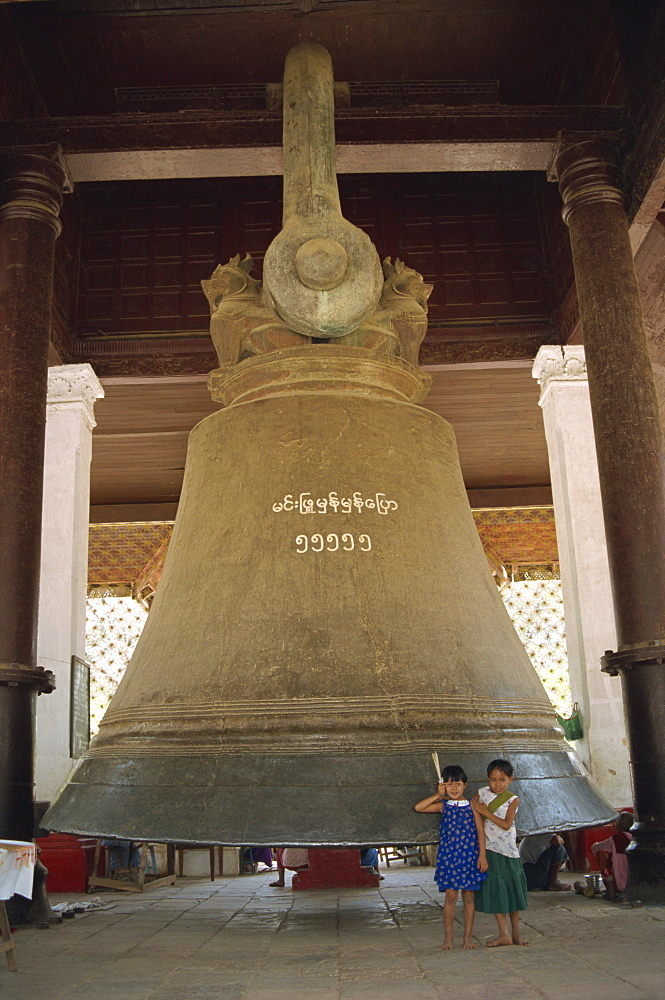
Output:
[{"xmin": 2, "ymin": 867, "xmax": 664, "ymax": 1000}]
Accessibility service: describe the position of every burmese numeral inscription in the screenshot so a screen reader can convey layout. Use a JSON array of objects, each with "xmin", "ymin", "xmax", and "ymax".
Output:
[{"xmin": 296, "ymin": 533, "xmax": 372, "ymax": 553}]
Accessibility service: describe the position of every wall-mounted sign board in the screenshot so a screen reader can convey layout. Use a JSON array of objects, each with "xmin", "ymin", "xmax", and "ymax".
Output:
[{"xmin": 70, "ymin": 656, "xmax": 90, "ymax": 758}]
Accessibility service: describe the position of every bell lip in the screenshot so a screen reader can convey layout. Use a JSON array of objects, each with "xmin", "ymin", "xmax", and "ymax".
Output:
[
  {"xmin": 207, "ymin": 345, "xmax": 432, "ymax": 407},
  {"xmin": 89, "ymin": 694, "xmax": 566, "ymax": 754},
  {"xmin": 43, "ymin": 749, "xmax": 617, "ymax": 847}
]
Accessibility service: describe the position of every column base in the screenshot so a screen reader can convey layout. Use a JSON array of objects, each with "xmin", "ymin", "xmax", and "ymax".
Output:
[{"xmin": 626, "ymin": 831, "xmax": 665, "ymax": 903}]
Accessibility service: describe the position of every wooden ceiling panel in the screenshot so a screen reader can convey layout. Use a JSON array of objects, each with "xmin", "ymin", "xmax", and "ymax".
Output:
[
  {"xmin": 10, "ymin": 1, "xmax": 594, "ymax": 117},
  {"xmin": 88, "ymin": 363, "xmax": 549, "ymax": 505},
  {"xmin": 423, "ymin": 364, "xmax": 548, "ymax": 488},
  {"xmin": 91, "ymin": 377, "xmax": 216, "ymax": 503},
  {"xmin": 92, "ymin": 377, "xmax": 219, "ymax": 433},
  {"xmin": 90, "ymin": 432, "xmax": 190, "ymax": 497},
  {"xmin": 73, "ymin": 173, "xmax": 554, "ymax": 348}
]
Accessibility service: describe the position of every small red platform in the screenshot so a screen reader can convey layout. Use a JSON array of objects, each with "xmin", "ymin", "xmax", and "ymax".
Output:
[
  {"xmin": 36, "ymin": 834, "xmax": 100, "ymax": 893},
  {"xmin": 291, "ymin": 849, "xmax": 380, "ymax": 890}
]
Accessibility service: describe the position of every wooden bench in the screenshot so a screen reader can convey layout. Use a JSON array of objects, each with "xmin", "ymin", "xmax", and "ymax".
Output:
[{"xmin": 88, "ymin": 841, "xmax": 176, "ymax": 893}]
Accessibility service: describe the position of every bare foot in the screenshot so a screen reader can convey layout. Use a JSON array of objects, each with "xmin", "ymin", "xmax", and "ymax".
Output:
[
  {"xmin": 512, "ymin": 936, "xmax": 530, "ymax": 946},
  {"xmin": 547, "ymin": 881, "xmax": 572, "ymax": 891},
  {"xmin": 463, "ymin": 940, "xmax": 477, "ymax": 949},
  {"xmin": 487, "ymin": 935, "xmax": 513, "ymax": 947},
  {"xmin": 440, "ymin": 941, "xmax": 454, "ymax": 950}
]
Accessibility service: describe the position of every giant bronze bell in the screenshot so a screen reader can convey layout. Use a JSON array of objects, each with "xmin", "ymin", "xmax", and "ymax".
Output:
[{"xmin": 45, "ymin": 45, "xmax": 615, "ymax": 845}]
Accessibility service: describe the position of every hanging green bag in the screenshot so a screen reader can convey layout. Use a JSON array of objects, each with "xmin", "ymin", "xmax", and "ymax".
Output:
[{"xmin": 556, "ymin": 702, "xmax": 583, "ymax": 741}]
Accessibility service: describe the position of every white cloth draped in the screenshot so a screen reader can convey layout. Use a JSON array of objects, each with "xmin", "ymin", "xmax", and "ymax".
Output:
[{"xmin": 0, "ymin": 840, "xmax": 36, "ymax": 901}]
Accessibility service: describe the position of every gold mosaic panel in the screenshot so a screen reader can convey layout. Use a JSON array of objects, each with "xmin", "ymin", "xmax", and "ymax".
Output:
[
  {"xmin": 473, "ymin": 506, "xmax": 559, "ymax": 565},
  {"xmin": 88, "ymin": 522, "xmax": 174, "ymax": 586}
]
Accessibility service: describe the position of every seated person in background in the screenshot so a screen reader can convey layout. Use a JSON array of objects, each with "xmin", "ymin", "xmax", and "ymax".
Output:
[
  {"xmin": 591, "ymin": 811, "xmax": 633, "ymax": 899},
  {"xmin": 360, "ymin": 846, "xmax": 384, "ymax": 879},
  {"xmin": 519, "ymin": 833, "xmax": 571, "ymax": 891},
  {"xmin": 244, "ymin": 847, "xmax": 274, "ymax": 872},
  {"xmin": 101, "ymin": 838, "xmax": 141, "ymax": 875},
  {"xmin": 269, "ymin": 848, "xmax": 309, "ymax": 887}
]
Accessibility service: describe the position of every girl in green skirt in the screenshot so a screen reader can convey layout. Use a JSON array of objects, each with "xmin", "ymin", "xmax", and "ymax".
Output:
[{"xmin": 471, "ymin": 758, "xmax": 529, "ymax": 946}]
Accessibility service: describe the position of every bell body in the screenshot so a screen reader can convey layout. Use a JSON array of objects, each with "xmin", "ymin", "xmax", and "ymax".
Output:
[{"xmin": 45, "ymin": 348, "xmax": 615, "ymax": 845}]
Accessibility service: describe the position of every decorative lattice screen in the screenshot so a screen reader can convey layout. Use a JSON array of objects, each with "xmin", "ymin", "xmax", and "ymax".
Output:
[
  {"xmin": 501, "ymin": 571, "xmax": 572, "ymax": 718},
  {"xmin": 85, "ymin": 568, "xmax": 572, "ymax": 733},
  {"xmin": 86, "ymin": 590, "xmax": 148, "ymax": 735}
]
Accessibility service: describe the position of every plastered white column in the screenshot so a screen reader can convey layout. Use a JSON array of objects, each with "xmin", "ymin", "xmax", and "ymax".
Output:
[
  {"xmin": 533, "ymin": 346, "xmax": 631, "ymax": 806},
  {"xmin": 35, "ymin": 365, "xmax": 104, "ymax": 802}
]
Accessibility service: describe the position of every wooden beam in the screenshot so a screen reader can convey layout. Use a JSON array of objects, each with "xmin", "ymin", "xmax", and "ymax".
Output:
[
  {"xmin": 90, "ymin": 503, "xmax": 179, "ymax": 523},
  {"xmin": 630, "ymin": 153, "xmax": 665, "ymax": 247},
  {"xmin": 29, "ymin": 1, "xmax": 574, "ymax": 13},
  {"xmin": 468, "ymin": 487, "xmax": 552, "ymax": 508},
  {"xmin": 0, "ymin": 106, "xmax": 625, "ymax": 181},
  {"xmin": 66, "ymin": 143, "xmax": 558, "ymax": 182}
]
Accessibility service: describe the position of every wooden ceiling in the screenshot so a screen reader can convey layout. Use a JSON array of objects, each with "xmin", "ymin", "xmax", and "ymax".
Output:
[
  {"xmin": 3, "ymin": 0, "xmax": 664, "ymax": 518},
  {"xmin": 69, "ymin": 172, "xmax": 557, "ymax": 352},
  {"xmin": 9, "ymin": 0, "xmax": 603, "ymax": 117},
  {"xmin": 89, "ymin": 363, "xmax": 549, "ymax": 508}
]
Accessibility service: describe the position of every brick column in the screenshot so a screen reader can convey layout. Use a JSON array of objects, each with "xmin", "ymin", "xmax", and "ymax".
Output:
[
  {"xmin": 556, "ymin": 139, "xmax": 665, "ymax": 900},
  {"xmin": 0, "ymin": 151, "xmax": 65, "ymax": 840}
]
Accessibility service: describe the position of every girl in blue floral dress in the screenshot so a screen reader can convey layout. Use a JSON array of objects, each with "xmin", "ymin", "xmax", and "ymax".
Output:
[{"xmin": 415, "ymin": 764, "xmax": 487, "ymax": 949}]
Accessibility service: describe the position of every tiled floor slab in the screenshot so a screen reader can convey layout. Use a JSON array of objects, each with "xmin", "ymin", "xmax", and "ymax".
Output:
[{"xmin": 1, "ymin": 868, "xmax": 663, "ymax": 999}]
